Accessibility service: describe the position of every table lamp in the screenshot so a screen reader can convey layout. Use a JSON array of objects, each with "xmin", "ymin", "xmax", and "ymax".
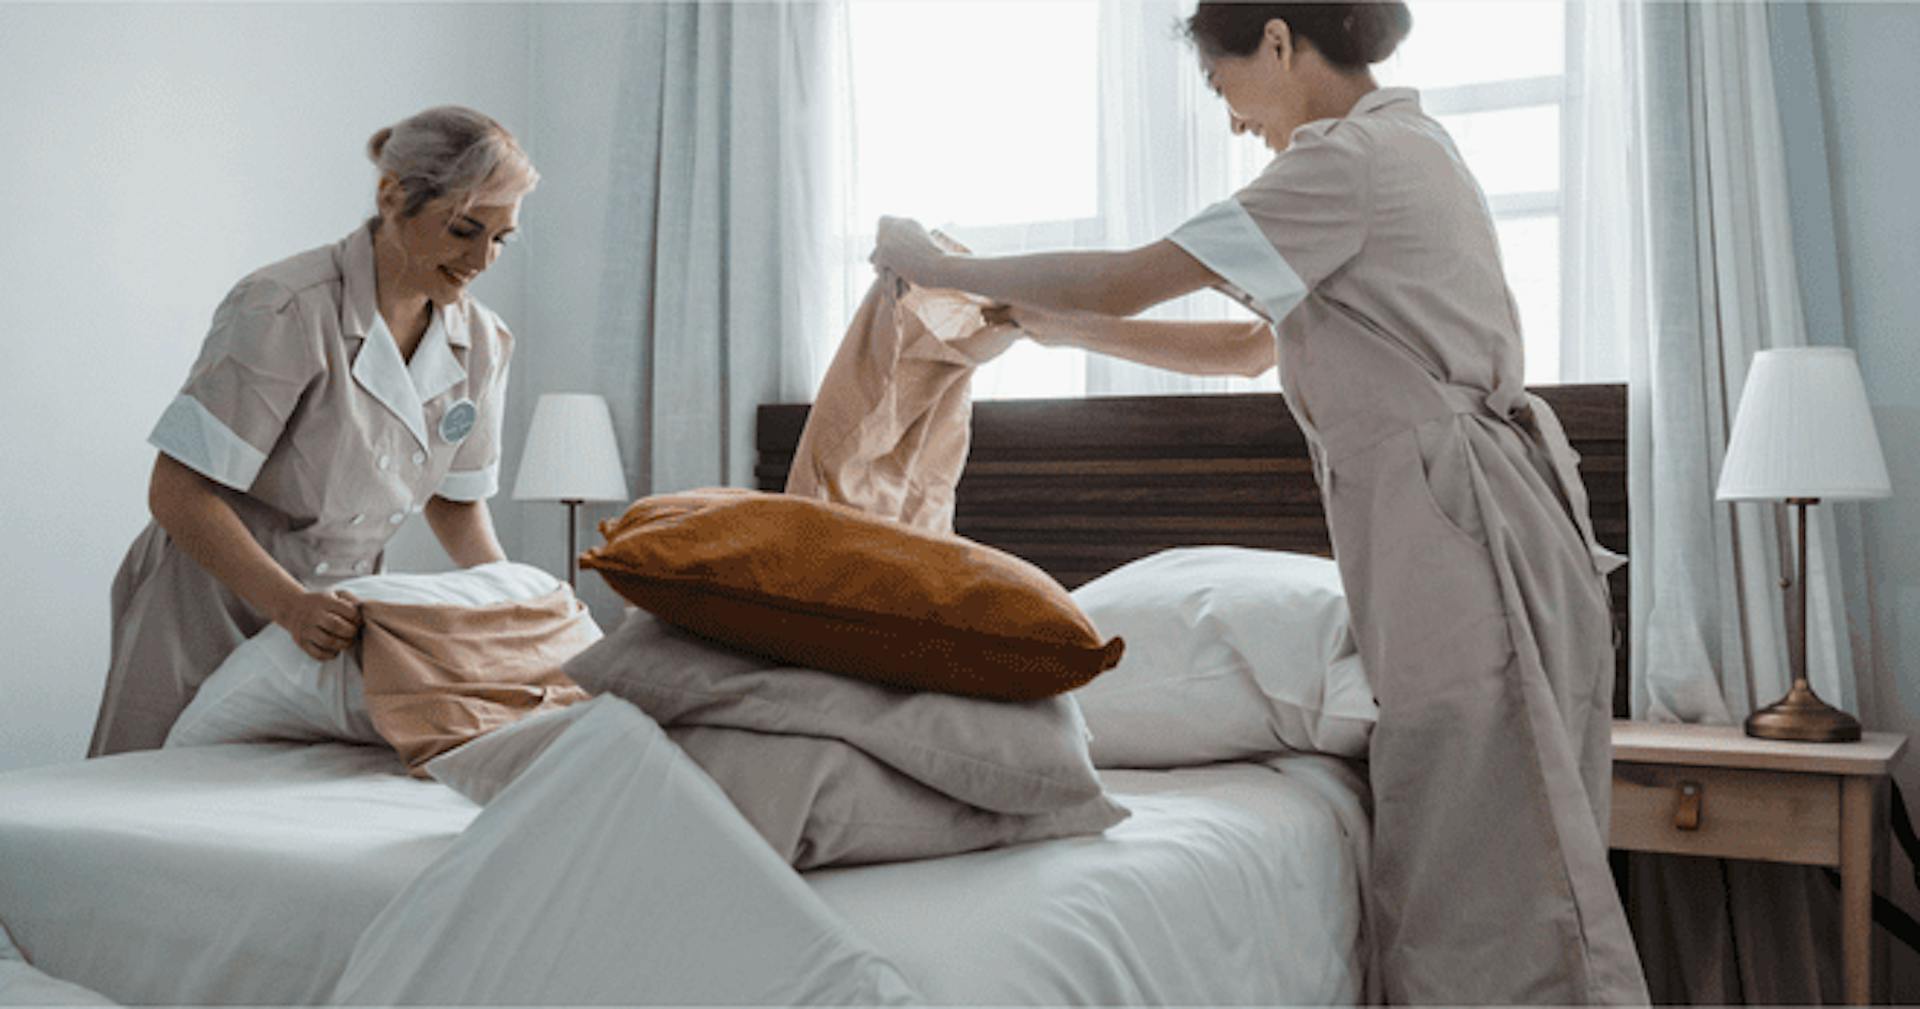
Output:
[
  {"xmin": 1716, "ymin": 348, "xmax": 1891, "ymax": 742},
  {"xmin": 512, "ymin": 393, "xmax": 630, "ymax": 588}
]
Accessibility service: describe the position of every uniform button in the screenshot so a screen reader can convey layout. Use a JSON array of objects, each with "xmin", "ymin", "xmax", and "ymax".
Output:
[
  {"xmin": 354, "ymin": 560, "xmax": 371, "ymax": 574},
  {"xmin": 390, "ymin": 512, "xmax": 406, "ymax": 525},
  {"xmin": 378, "ymin": 455, "xmax": 392, "ymax": 471},
  {"xmin": 411, "ymin": 450, "xmax": 426, "ymax": 465},
  {"xmin": 314, "ymin": 561, "xmax": 330, "ymax": 575},
  {"xmin": 349, "ymin": 513, "xmax": 364, "ymax": 525}
]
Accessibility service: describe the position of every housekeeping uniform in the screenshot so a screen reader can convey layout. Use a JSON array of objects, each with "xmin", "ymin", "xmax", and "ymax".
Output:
[
  {"xmin": 89, "ymin": 222, "xmax": 512, "ymax": 756},
  {"xmin": 1168, "ymin": 88, "xmax": 1648, "ymax": 1004}
]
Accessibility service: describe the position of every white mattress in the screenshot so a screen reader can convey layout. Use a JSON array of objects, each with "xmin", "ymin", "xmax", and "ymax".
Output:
[{"xmin": 0, "ymin": 742, "xmax": 1369, "ymax": 1006}]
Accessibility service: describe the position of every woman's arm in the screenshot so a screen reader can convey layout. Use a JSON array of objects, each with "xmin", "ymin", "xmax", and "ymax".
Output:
[
  {"xmin": 1007, "ymin": 306, "xmax": 1276, "ymax": 378},
  {"xmin": 423, "ymin": 496, "xmax": 507, "ymax": 568},
  {"xmin": 147, "ymin": 454, "xmax": 360, "ymax": 660},
  {"xmin": 874, "ymin": 218, "xmax": 1219, "ymax": 318}
]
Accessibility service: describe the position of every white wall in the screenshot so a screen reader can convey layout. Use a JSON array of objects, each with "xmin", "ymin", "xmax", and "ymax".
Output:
[
  {"xmin": 0, "ymin": 3, "xmax": 531, "ymax": 771},
  {"xmin": 1792, "ymin": 1, "xmax": 1920, "ymax": 998}
]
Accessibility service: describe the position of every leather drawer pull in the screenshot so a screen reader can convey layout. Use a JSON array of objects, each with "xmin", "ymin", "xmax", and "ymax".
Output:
[{"xmin": 1675, "ymin": 781, "xmax": 1703, "ymax": 831}]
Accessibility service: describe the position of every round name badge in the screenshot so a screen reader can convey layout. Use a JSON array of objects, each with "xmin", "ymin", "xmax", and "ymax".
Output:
[{"xmin": 439, "ymin": 399, "xmax": 478, "ymax": 443}]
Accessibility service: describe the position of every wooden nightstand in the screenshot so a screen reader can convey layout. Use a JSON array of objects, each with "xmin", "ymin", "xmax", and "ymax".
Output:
[{"xmin": 1610, "ymin": 720, "xmax": 1907, "ymax": 1004}]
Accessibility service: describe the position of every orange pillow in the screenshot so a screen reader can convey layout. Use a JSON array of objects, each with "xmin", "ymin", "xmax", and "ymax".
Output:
[{"xmin": 579, "ymin": 488, "xmax": 1123, "ymax": 701}]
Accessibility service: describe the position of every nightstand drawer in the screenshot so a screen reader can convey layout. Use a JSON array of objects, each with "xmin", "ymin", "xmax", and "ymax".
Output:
[{"xmin": 1611, "ymin": 763, "xmax": 1840, "ymax": 865}]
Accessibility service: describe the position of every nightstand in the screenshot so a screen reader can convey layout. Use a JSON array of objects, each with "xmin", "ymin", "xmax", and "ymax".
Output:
[{"xmin": 1610, "ymin": 720, "xmax": 1907, "ymax": 1005}]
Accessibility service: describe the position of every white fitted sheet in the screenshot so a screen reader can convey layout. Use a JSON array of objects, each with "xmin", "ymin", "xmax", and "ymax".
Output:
[{"xmin": 0, "ymin": 742, "xmax": 1369, "ymax": 1006}]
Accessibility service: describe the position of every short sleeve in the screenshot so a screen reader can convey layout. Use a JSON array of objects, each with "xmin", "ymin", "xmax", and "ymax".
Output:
[
  {"xmin": 148, "ymin": 279, "xmax": 321, "ymax": 492},
  {"xmin": 1167, "ymin": 125, "xmax": 1371, "ymax": 324},
  {"xmin": 436, "ymin": 323, "xmax": 513, "ymax": 502}
]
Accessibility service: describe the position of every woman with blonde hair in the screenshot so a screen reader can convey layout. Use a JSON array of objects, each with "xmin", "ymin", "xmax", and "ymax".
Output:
[
  {"xmin": 91, "ymin": 105, "xmax": 537, "ymax": 756},
  {"xmin": 873, "ymin": 3, "xmax": 1646, "ymax": 1003}
]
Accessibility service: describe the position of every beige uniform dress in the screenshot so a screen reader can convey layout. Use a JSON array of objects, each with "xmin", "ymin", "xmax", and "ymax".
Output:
[
  {"xmin": 89, "ymin": 222, "xmax": 512, "ymax": 757},
  {"xmin": 1169, "ymin": 88, "xmax": 1648, "ymax": 1004}
]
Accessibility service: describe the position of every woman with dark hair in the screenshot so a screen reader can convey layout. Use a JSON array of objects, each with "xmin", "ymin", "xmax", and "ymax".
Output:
[{"xmin": 872, "ymin": 4, "xmax": 1647, "ymax": 1003}]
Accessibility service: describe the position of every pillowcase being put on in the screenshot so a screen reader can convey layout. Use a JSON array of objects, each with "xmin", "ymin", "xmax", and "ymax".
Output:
[
  {"xmin": 166, "ymin": 561, "xmax": 599, "ymax": 757},
  {"xmin": 1070, "ymin": 546, "xmax": 1376, "ymax": 767},
  {"xmin": 357, "ymin": 588, "xmax": 598, "ymax": 776}
]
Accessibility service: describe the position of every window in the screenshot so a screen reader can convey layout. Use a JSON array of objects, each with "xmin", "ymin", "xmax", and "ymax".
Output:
[
  {"xmin": 837, "ymin": 0, "xmax": 1581, "ymax": 397},
  {"xmin": 1377, "ymin": 1, "xmax": 1570, "ymax": 382}
]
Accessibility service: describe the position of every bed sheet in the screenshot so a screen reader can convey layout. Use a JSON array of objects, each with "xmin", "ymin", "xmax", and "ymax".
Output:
[{"xmin": 0, "ymin": 741, "xmax": 1368, "ymax": 1006}]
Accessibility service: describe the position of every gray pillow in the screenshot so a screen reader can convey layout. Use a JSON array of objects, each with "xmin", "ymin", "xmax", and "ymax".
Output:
[
  {"xmin": 669, "ymin": 725, "xmax": 1126, "ymax": 869},
  {"xmin": 562, "ymin": 611, "xmax": 1109, "ymax": 816},
  {"xmin": 427, "ymin": 697, "xmax": 1129, "ymax": 869}
]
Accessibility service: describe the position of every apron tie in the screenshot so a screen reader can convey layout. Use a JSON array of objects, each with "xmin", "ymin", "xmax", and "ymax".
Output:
[{"xmin": 1462, "ymin": 380, "xmax": 1626, "ymax": 578}]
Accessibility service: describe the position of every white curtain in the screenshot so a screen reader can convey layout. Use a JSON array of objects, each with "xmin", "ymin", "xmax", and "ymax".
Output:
[
  {"xmin": 821, "ymin": 0, "xmax": 1275, "ymax": 401},
  {"xmin": 1576, "ymin": 0, "xmax": 1864, "ymax": 1000},
  {"xmin": 595, "ymin": 1, "xmax": 837, "ymax": 495}
]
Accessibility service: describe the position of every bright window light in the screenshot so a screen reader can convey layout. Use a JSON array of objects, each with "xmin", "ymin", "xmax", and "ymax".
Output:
[
  {"xmin": 1378, "ymin": 0, "xmax": 1566, "ymax": 89},
  {"xmin": 841, "ymin": 0, "xmax": 1574, "ymax": 395},
  {"xmin": 848, "ymin": 1, "xmax": 1098, "ymax": 230}
]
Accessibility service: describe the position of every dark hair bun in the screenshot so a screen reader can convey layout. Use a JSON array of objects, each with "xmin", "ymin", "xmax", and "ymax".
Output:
[
  {"xmin": 1346, "ymin": 3, "xmax": 1411, "ymax": 64},
  {"xmin": 1185, "ymin": 3, "xmax": 1412, "ymax": 70}
]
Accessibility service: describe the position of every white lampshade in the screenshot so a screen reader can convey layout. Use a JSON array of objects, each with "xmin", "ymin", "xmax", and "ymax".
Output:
[
  {"xmin": 1716, "ymin": 348, "xmax": 1891, "ymax": 502},
  {"xmin": 511, "ymin": 393, "xmax": 630, "ymax": 503}
]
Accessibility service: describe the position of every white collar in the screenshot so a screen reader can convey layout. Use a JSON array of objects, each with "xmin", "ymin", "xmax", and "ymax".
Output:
[
  {"xmin": 352, "ymin": 306, "xmax": 468, "ymax": 451},
  {"xmin": 1349, "ymin": 87, "xmax": 1420, "ymax": 117}
]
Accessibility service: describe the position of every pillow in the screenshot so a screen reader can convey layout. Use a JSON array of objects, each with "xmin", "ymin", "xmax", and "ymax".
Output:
[
  {"xmin": 426, "ymin": 699, "xmax": 1129, "ymax": 870},
  {"xmin": 562, "ymin": 610, "xmax": 1108, "ymax": 816},
  {"xmin": 1069, "ymin": 546, "xmax": 1376, "ymax": 767},
  {"xmin": 577, "ymin": 488, "xmax": 1123, "ymax": 701},
  {"xmin": 166, "ymin": 561, "xmax": 594, "ymax": 748}
]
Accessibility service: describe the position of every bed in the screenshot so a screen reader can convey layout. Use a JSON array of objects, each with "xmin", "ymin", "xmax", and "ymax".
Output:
[{"xmin": 0, "ymin": 386, "xmax": 1627, "ymax": 1006}]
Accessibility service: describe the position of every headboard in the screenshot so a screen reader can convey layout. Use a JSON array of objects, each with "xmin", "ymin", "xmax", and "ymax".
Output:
[{"xmin": 757, "ymin": 385, "xmax": 1629, "ymax": 714}]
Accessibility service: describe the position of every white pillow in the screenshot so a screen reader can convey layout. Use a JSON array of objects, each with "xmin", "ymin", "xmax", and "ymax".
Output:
[
  {"xmin": 165, "ymin": 561, "xmax": 589, "ymax": 748},
  {"xmin": 1069, "ymin": 546, "xmax": 1376, "ymax": 767}
]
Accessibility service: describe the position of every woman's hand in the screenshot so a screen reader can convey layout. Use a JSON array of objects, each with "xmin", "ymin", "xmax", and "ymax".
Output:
[
  {"xmin": 870, "ymin": 216, "xmax": 948, "ymax": 287},
  {"xmin": 276, "ymin": 589, "xmax": 363, "ymax": 661}
]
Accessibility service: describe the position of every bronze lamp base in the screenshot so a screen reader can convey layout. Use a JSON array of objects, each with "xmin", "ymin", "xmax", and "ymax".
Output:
[{"xmin": 1745, "ymin": 678, "xmax": 1862, "ymax": 743}]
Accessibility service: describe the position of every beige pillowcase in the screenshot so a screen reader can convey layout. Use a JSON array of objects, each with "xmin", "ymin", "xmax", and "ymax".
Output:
[
  {"xmin": 357, "ymin": 588, "xmax": 596, "ymax": 776},
  {"xmin": 783, "ymin": 264, "xmax": 1020, "ymax": 535},
  {"xmin": 563, "ymin": 610, "xmax": 1110, "ymax": 815}
]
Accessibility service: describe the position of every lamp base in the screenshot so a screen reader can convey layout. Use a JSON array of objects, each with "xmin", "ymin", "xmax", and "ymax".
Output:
[{"xmin": 1744, "ymin": 679, "xmax": 1862, "ymax": 743}]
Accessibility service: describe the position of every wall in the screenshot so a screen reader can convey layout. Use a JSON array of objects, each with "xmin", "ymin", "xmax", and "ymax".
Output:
[
  {"xmin": 0, "ymin": 3, "xmax": 531, "ymax": 771},
  {"xmin": 1790, "ymin": 0, "xmax": 1920, "ymax": 998},
  {"xmin": 508, "ymin": 4, "xmax": 642, "ymax": 628}
]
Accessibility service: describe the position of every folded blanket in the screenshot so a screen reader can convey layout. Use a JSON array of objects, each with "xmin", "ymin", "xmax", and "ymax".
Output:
[
  {"xmin": 785, "ymin": 263, "xmax": 1020, "ymax": 534},
  {"xmin": 357, "ymin": 588, "xmax": 597, "ymax": 776}
]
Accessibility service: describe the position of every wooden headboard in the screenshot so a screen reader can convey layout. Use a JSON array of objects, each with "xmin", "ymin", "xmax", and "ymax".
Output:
[{"xmin": 757, "ymin": 385, "xmax": 1629, "ymax": 713}]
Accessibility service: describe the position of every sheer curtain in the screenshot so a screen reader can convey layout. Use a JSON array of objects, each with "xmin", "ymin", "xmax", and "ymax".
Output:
[
  {"xmin": 820, "ymin": 0, "xmax": 1273, "ymax": 401},
  {"xmin": 824, "ymin": 1, "xmax": 1621, "ymax": 399},
  {"xmin": 1575, "ymin": 0, "xmax": 1863, "ymax": 1000},
  {"xmin": 594, "ymin": 1, "xmax": 837, "ymax": 496}
]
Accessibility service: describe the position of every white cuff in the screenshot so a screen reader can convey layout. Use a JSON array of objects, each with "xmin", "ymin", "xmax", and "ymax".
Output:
[
  {"xmin": 148, "ymin": 394, "xmax": 267, "ymax": 492},
  {"xmin": 1168, "ymin": 198, "xmax": 1308, "ymax": 324},
  {"xmin": 438, "ymin": 463, "xmax": 499, "ymax": 502}
]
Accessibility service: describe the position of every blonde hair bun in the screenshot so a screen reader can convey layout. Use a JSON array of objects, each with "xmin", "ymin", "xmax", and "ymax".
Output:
[{"xmin": 367, "ymin": 106, "xmax": 538, "ymax": 220}]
